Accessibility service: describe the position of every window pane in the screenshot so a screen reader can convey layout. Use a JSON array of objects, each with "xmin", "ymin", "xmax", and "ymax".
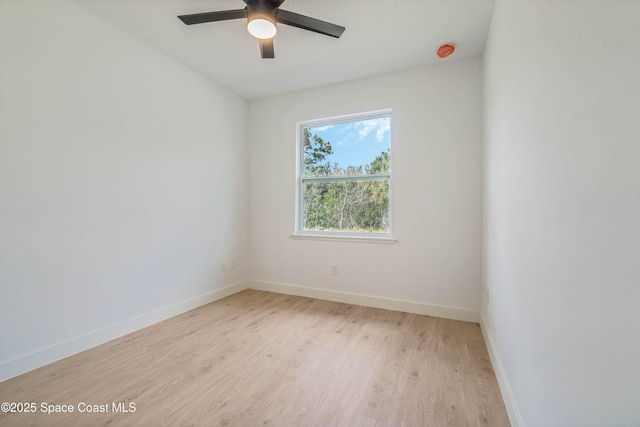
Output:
[
  {"xmin": 303, "ymin": 117, "xmax": 390, "ymax": 177},
  {"xmin": 302, "ymin": 179, "xmax": 389, "ymax": 233}
]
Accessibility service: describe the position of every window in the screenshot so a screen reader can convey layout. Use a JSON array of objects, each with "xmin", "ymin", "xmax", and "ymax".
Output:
[{"xmin": 296, "ymin": 110, "xmax": 392, "ymax": 237}]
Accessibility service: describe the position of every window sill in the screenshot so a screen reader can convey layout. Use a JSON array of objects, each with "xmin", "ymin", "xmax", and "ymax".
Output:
[{"xmin": 290, "ymin": 234, "xmax": 398, "ymax": 244}]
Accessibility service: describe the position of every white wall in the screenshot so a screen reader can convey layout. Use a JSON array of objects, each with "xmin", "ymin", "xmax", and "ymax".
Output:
[
  {"xmin": 248, "ymin": 59, "xmax": 484, "ymax": 320},
  {"xmin": 483, "ymin": 1, "xmax": 640, "ymax": 425},
  {"xmin": 0, "ymin": 0, "xmax": 248, "ymax": 380}
]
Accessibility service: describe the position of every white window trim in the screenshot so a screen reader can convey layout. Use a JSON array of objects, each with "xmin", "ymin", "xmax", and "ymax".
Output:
[
  {"xmin": 294, "ymin": 109, "xmax": 394, "ymax": 241},
  {"xmin": 290, "ymin": 233, "xmax": 397, "ymax": 244}
]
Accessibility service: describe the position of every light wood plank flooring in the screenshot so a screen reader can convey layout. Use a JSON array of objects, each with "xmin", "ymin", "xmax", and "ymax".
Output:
[{"xmin": 0, "ymin": 290, "xmax": 509, "ymax": 426}]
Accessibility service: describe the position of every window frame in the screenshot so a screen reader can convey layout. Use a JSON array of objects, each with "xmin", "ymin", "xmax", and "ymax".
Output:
[{"xmin": 294, "ymin": 109, "xmax": 393, "ymax": 240}]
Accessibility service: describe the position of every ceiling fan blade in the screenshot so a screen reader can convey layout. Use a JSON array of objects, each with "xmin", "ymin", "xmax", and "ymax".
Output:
[
  {"xmin": 277, "ymin": 9, "xmax": 345, "ymax": 38},
  {"xmin": 260, "ymin": 39, "xmax": 275, "ymax": 58},
  {"xmin": 269, "ymin": 0, "xmax": 286, "ymax": 7},
  {"xmin": 178, "ymin": 9, "xmax": 247, "ymax": 25}
]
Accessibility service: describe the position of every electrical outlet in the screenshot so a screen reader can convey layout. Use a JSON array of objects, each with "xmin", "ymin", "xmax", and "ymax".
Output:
[
  {"xmin": 231, "ymin": 260, "xmax": 236, "ymax": 270},
  {"xmin": 331, "ymin": 265, "xmax": 339, "ymax": 276},
  {"xmin": 220, "ymin": 263, "xmax": 226, "ymax": 273}
]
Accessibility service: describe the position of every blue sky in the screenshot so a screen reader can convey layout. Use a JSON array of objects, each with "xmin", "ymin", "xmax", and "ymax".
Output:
[{"xmin": 308, "ymin": 116, "xmax": 390, "ymax": 169}]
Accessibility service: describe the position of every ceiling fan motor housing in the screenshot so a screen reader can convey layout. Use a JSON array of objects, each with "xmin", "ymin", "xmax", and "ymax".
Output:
[{"xmin": 247, "ymin": 0, "xmax": 277, "ymax": 26}]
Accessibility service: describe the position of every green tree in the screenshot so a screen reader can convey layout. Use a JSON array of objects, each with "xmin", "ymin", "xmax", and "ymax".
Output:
[
  {"xmin": 303, "ymin": 128, "xmax": 333, "ymax": 176},
  {"xmin": 302, "ymin": 131, "xmax": 390, "ymax": 233},
  {"xmin": 366, "ymin": 150, "xmax": 390, "ymax": 174}
]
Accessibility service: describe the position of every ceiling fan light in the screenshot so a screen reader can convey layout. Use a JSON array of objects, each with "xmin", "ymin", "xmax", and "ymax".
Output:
[{"xmin": 247, "ymin": 17, "xmax": 277, "ymax": 39}]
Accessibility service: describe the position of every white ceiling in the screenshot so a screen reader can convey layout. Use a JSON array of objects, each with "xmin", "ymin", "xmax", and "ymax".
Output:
[{"xmin": 71, "ymin": 0, "xmax": 495, "ymax": 100}]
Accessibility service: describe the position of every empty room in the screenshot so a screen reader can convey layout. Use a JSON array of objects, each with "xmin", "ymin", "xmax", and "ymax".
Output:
[{"xmin": 0, "ymin": 0, "xmax": 638, "ymax": 426}]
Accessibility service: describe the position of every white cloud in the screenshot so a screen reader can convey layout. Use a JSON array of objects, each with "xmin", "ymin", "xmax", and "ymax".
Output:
[
  {"xmin": 375, "ymin": 118, "xmax": 390, "ymax": 143},
  {"xmin": 355, "ymin": 117, "xmax": 390, "ymax": 143},
  {"xmin": 310, "ymin": 117, "xmax": 390, "ymax": 147}
]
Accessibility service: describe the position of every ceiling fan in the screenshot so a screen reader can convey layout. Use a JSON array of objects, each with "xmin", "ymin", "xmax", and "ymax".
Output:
[{"xmin": 178, "ymin": 0, "xmax": 346, "ymax": 59}]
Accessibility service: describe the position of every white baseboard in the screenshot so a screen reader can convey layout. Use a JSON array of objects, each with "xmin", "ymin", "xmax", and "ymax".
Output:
[
  {"xmin": 480, "ymin": 312, "xmax": 526, "ymax": 427},
  {"xmin": 247, "ymin": 280, "xmax": 480, "ymax": 323},
  {"xmin": 0, "ymin": 281, "xmax": 247, "ymax": 383}
]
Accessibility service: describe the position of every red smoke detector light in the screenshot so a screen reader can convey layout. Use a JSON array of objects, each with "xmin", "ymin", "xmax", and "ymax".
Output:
[{"xmin": 437, "ymin": 44, "xmax": 455, "ymax": 58}]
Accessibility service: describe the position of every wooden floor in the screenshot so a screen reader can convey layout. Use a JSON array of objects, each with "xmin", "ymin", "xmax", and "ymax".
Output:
[{"xmin": 0, "ymin": 290, "xmax": 509, "ymax": 426}]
